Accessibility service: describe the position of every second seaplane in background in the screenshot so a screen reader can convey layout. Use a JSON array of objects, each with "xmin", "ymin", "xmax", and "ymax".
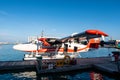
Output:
[{"xmin": 13, "ymin": 29, "xmax": 108, "ymax": 60}]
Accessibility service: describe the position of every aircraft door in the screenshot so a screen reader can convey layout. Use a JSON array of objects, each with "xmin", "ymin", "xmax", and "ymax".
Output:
[
  {"xmin": 64, "ymin": 44, "xmax": 68, "ymax": 52},
  {"xmin": 74, "ymin": 46, "xmax": 77, "ymax": 52}
]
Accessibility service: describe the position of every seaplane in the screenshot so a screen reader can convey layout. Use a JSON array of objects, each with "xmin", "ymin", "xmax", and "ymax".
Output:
[{"xmin": 13, "ymin": 29, "xmax": 108, "ymax": 60}]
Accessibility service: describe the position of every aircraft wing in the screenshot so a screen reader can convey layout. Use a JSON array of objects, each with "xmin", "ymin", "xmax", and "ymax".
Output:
[{"xmin": 60, "ymin": 30, "xmax": 108, "ymax": 42}]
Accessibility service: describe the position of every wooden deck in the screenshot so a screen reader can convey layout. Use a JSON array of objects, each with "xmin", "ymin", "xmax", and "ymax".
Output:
[
  {"xmin": 0, "ymin": 60, "xmax": 37, "ymax": 71},
  {"xmin": 36, "ymin": 64, "xmax": 92, "ymax": 74},
  {"xmin": 36, "ymin": 57, "xmax": 120, "ymax": 75},
  {"xmin": 93, "ymin": 61, "xmax": 120, "ymax": 74},
  {"xmin": 0, "ymin": 57, "xmax": 120, "ymax": 76}
]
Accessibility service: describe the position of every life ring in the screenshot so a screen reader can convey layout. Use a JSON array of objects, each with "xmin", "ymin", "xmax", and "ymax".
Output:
[{"xmin": 64, "ymin": 55, "xmax": 71, "ymax": 64}]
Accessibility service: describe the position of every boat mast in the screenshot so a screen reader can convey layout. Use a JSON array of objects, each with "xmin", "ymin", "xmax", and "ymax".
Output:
[{"xmin": 41, "ymin": 30, "xmax": 44, "ymax": 37}]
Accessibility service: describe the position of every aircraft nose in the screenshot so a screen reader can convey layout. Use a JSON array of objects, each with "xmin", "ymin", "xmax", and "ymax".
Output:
[
  {"xmin": 13, "ymin": 44, "xmax": 37, "ymax": 51},
  {"xmin": 13, "ymin": 44, "xmax": 22, "ymax": 50}
]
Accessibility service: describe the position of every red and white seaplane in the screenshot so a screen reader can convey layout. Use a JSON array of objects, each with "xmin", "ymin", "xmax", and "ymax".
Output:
[{"xmin": 13, "ymin": 29, "xmax": 108, "ymax": 60}]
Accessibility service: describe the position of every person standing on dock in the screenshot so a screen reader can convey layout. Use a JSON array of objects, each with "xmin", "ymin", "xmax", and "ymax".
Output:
[{"xmin": 70, "ymin": 57, "xmax": 77, "ymax": 65}]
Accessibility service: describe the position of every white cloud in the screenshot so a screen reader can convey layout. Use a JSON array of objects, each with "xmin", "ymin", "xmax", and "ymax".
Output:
[{"xmin": 0, "ymin": 10, "xmax": 8, "ymax": 16}]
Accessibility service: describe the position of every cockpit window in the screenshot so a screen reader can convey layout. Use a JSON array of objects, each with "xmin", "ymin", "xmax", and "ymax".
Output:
[{"xmin": 80, "ymin": 40, "xmax": 88, "ymax": 45}]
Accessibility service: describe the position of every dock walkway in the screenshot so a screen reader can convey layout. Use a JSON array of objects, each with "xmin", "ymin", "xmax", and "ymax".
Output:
[
  {"xmin": 0, "ymin": 57, "xmax": 119, "ymax": 76},
  {"xmin": 0, "ymin": 60, "xmax": 37, "ymax": 71},
  {"xmin": 93, "ymin": 61, "xmax": 120, "ymax": 74},
  {"xmin": 36, "ymin": 57, "xmax": 120, "ymax": 75}
]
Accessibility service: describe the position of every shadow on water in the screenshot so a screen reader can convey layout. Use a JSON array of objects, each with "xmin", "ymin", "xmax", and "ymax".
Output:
[
  {"xmin": 0, "ymin": 71, "xmax": 36, "ymax": 80},
  {"xmin": 37, "ymin": 70, "xmax": 89, "ymax": 80},
  {"xmin": 36, "ymin": 68, "xmax": 119, "ymax": 80},
  {"xmin": 0, "ymin": 69, "xmax": 119, "ymax": 80}
]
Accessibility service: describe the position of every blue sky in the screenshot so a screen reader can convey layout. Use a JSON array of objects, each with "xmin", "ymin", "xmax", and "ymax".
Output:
[{"xmin": 0, "ymin": 0, "xmax": 120, "ymax": 42}]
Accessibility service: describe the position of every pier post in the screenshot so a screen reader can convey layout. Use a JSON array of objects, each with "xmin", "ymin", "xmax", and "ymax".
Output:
[
  {"xmin": 37, "ymin": 56, "xmax": 42, "ymax": 70},
  {"xmin": 116, "ymin": 61, "xmax": 120, "ymax": 73},
  {"xmin": 112, "ymin": 51, "xmax": 120, "ymax": 73}
]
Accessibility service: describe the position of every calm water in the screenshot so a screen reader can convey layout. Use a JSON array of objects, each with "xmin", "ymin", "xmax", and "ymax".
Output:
[{"xmin": 0, "ymin": 45, "xmax": 119, "ymax": 80}]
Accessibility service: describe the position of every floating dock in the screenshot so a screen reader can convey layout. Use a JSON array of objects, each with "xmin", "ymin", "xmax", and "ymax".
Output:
[
  {"xmin": 0, "ymin": 57, "xmax": 120, "ymax": 76},
  {"xmin": 0, "ymin": 60, "xmax": 37, "ymax": 72},
  {"xmin": 36, "ymin": 57, "xmax": 120, "ymax": 76}
]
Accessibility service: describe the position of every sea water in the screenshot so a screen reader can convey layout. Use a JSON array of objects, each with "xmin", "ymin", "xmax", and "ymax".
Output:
[{"xmin": 0, "ymin": 45, "xmax": 118, "ymax": 80}]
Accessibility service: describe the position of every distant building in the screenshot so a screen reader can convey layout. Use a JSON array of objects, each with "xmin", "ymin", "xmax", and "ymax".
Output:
[{"xmin": 0, "ymin": 42, "xmax": 9, "ymax": 44}]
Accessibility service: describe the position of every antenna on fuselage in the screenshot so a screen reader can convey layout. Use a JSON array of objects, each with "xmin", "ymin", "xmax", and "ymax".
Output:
[{"xmin": 41, "ymin": 30, "xmax": 44, "ymax": 37}]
